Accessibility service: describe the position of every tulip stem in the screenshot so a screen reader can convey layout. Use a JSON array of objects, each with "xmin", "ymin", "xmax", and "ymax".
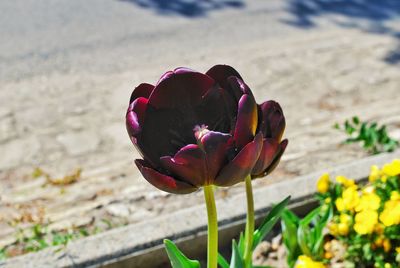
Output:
[
  {"xmin": 244, "ymin": 175, "xmax": 254, "ymax": 268},
  {"xmin": 204, "ymin": 185, "xmax": 218, "ymax": 268}
]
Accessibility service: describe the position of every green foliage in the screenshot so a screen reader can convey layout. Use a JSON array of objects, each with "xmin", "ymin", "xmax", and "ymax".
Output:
[
  {"xmin": 0, "ymin": 219, "xmax": 115, "ymax": 260},
  {"xmin": 281, "ymin": 205, "xmax": 332, "ymax": 268},
  {"xmin": 218, "ymin": 253, "xmax": 230, "ymax": 268},
  {"xmin": 218, "ymin": 196, "xmax": 290, "ymax": 268},
  {"xmin": 163, "ymin": 239, "xmax": 200, "ymax": 268},
  {"xmin": 334, "ymin": 116, "xmax": 399, "ymax": 154},
  {"xmin": 229, "ymin": 240, "xmax": 244, "ymax": 268},
  {"xmin": 281, "ymin": 210, "xmax": 301, "ymax": 268},
  {"xmin": 253, "ymin": 196, "xmax": 290, "ymax": 248},
  {"xmin": 16, "ymin": 223, "xmax": 86, "ymax": 253},
  {"xmin": 0, "ymin": 248, "xmax": 7, "ymax": 261}
]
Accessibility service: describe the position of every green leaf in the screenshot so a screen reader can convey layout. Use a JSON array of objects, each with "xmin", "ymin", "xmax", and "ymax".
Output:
[
  {"xmin": 333, "ymin": 123, "xmax": 340, "ymax": 130},
  {"xmin": 299, "ymin": 207, "xmax": 320, "ymax": 226},
  {"xmin": 296, "ymin": 205, "xmax": 332, "ymax": 258},
  {"xmin": 164, "ymin": 239, "xmax": 200, "ymax": 268},
  {"xmin": 238, "ymin": 232, "xmax": 245, "ymax": 256},
  {"xmin": 352, "ymin": 116, "xmax": 360, "ymax": 125},
  {"xmin": 218, "ymin": 253, "xmax": 230, "ymax": 268},
  {"xmin": 311, "ymin": 206, "xmax": 332, "ymax": 256},
  {"xmin": 297, "ymin": 223, "xmax": 312, "ymax": 256},
  {"xmin": 281, "ymin": 210, "xmax": 300, "ymax": 268},
  {"xmin": 253, "ymin": 196, "xmax": 290, "ymax": 247},
  {"xmin": 230, "ymin": 240, "xmax": 244, "ymax": 268}
]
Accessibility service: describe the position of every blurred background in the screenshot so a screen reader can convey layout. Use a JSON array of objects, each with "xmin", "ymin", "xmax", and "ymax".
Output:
[{"xmin": 1, "ymin": 0, "xmax": 400, "ymax": 260}]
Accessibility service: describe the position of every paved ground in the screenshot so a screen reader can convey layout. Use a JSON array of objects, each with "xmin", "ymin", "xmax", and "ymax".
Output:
[{"xmin": 1, "ymin": 0, "xmax": 400, "ymax": 256}]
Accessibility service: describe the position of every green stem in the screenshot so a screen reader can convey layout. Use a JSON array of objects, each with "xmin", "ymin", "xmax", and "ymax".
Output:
[
  {"xmin": 204, "ymin": 185, "xmax": 218, "ymax": 268},
  {"xmin": 244, "ymin": 175, "xmax": 254, "ymax": 268}
]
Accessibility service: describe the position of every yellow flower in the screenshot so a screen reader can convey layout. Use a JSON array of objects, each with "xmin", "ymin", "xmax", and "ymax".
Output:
[
  {"xmin": 383, "ymin": 239, "xmax": 391, "ymax": 253},
  {"xmin": 324, "ymin": 251, "xmax": 333, "ymax": 259},
  {"xmin": 374, "ymin": 236, "xmax": 384, "ymax": 248},
  {"xmin": 380, "ymin": 199, "xmax": 400, "ymax": 226},
  {"xmin": 374, "ymin": 223, "xmax": 384, "ymax": 235},
  {"xmin": 354, "ymin": 210, "xmax": 378, "ymax": 235},
  {"xmin": 324, "ymin": 197, "xmax": 331, "ymax": 204},
  {"xmin": 384, "ymin": 263, "xmax": 392, "ymax": 268},
  {"xmin": 335, "ymin": 175, "xmax": 356, "ymax": 188},
  {"xmin": 329, "ymin": 223, "xmax": 339, "ymax": 236},
  {"xmin": 355, "ymin": 192, "xmax": 381, "ymax": 212},
  {"xmin": 390, "ymin": 191, "xmax": 400, "ymax": 201},
  {"xmin": 295, "ymin": 255, "xmax": 325, "ymax": 268},
  {"xmin": 396, "ymin": 246, "xmax": 400, "ymax": 254},
  {"xmin": 335, "ymin": 198, "xmax": 345, "ymax": 212},
  {"xmin": 338, "ymin": 222, "xmax": 349, "ymax": 236},
  {"xmin": 382, "ymin": 159, "xmax": 400, "ymax": 177},
  {"xmin": 336, "ymin": 186, "xmax": 359, "ymax": 212},
  {"xmin": 340, "ymin": 213, "xmax": 352, "ymax": 224},
  {"xmin": 369, "ymin": 165, "xmax": 381, "ymax": 182},
  {"xmin": 362, "ymin": 185, "xmax": 375, "ymax": 194},
  {"xmin": 317, "ymin": 173, "xmax": 330, "ymax": 193}
]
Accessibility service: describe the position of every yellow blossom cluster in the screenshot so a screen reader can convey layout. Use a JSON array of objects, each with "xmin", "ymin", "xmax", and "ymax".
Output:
[
  {"xmin": 312, "ymin": 159, "xmax": 400, "ymax": 266},
  {"xmin": 335, "ymin": 175, "xmax": 355, "ymax": 187},
  {"xmin": 379, "ymin": 191, "xmax": 400, "ymax": 227},
  {"xmin": 382, "ymin": 159, "xmax": 400, "ymax": 177},
  {"xmin": 329, "ymin": 213, "xmax": 351, "ymax": 236},
  {"xmin": 369, "ymin": 159, "xmax": 400, "ymax": 182},
  {"xmin": 295, "ymin": 255, "xmax": 325, "ymax": 268},
  {"xmin": 335, "ymin": 184, "xmax": 359, "ymax": 212}
]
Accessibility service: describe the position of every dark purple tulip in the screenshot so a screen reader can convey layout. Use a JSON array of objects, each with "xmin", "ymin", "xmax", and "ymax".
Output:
[{"xmin": 126, "ymin": 65, "xmax": 285, "ymax": 194}]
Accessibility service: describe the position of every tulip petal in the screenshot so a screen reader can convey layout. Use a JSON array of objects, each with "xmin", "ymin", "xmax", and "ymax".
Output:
[
  {"xmin": 215, "ymin": 132, "xmax": 263, "ymax": 187},
  {"xmin": 259, "ymin": 101, "xmax": 286, "ymax": 140},
  {"xmin": 227, "ymin": 76, "xmax": 254, "ymax": 100},
  {"xmin": 233, "ymin": 94, "xmax": 258, "ymax": 149},
  {"xmin": 160, "ymin": 144, "xmax": 207, "ymax": 187},
  {"xmin": 149, "ymin": 70, "xmax": 214, "ymax": 109},
  {"xmin": 252, "ymin": 139, "xmax": 288, "ymax": 179},
  {"xmin": 129, "ymin": 83, "xmax": 154, "ymax": 104},
  {"xmin": 251, "ymin": 138, "xmax": 279, "ymax": 176},
  {"xmin": 196, "ymin": 85, "xmax": 232, "ymax": 134},
  {"xmin": 126, "ymin": 97, "xmax": 148, "ymax": 140},
  {"xmin": 135, "ymin": 159, "xmax": 198, "ymax": 194},
  {"xmin": 206, "ymin": 65, "xmax": 243, "ymax": 90},
  {"xmin": 200, "ymin": 131, "xmax": 232, "ymax": 184}
]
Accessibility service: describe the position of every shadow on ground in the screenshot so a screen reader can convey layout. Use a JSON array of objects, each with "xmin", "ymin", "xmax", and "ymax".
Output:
[
  {"xmin": 284, "ymin": 0, "xmax": 400, "ymax": 65},
  {"xmin": 119, "ymin": 0, "xmax": 245, "ymax": 17}
]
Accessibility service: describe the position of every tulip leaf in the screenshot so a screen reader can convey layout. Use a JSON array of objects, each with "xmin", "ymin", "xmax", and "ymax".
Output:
[
  {"xmin": 164, "ymin": 239, "xmax": 200, "ymax": 268},
  {"xmin": 297, "ymin": 205, "xmax": 332, "ymax": 259},
  {"xmin": 253, "ymin": 196, "xmax": 290, "ymax": 248},
  {"xmin": 229, "ymin": 240, "xmax": 244, "ymax": 268},
  {"xmin": 237, "ymin": 232, "xmax": 245, "ymax": 256},
  {"xmin": 218, "ymin": 253, "xmax": 230, "ymax": 268},
  {"xmin": 281, "ymin": 209, "xmax": 301, "ymax": 268}
]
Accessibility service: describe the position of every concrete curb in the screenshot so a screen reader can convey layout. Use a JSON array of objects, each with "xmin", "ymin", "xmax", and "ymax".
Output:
[{"xmin": 1, "ymin": 151, "xmax": 399, "ymax": 268}]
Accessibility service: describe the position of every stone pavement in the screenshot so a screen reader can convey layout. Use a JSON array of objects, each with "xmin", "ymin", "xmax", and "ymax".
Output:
[{"xmin": 1, "ymin": 0, "xmax": 400, "ymax": 256}]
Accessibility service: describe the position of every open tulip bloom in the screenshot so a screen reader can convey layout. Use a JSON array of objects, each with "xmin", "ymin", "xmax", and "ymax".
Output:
[{"xmin": 126, "ymin": 65, "xmax": 288, "ymax": 268}]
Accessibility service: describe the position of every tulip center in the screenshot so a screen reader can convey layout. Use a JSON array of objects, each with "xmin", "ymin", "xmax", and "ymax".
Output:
[{"xmin": 193, "ymin": 124, "xmax": 209, "ymax": 144}]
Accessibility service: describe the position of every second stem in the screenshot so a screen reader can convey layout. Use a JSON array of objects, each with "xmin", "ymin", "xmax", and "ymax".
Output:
[{"xmin": 243, "ymin": 175, "xmax": 254, "ymax": 268}]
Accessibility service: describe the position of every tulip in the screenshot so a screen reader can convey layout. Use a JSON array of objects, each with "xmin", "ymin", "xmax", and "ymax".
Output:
[
  {"xmin": 126, "ymin": 65, "xmax": 287, "ymax": 268},
  {"xmin": 127, "ymin": 65, "xmax": 266, "ymax": 194}
]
